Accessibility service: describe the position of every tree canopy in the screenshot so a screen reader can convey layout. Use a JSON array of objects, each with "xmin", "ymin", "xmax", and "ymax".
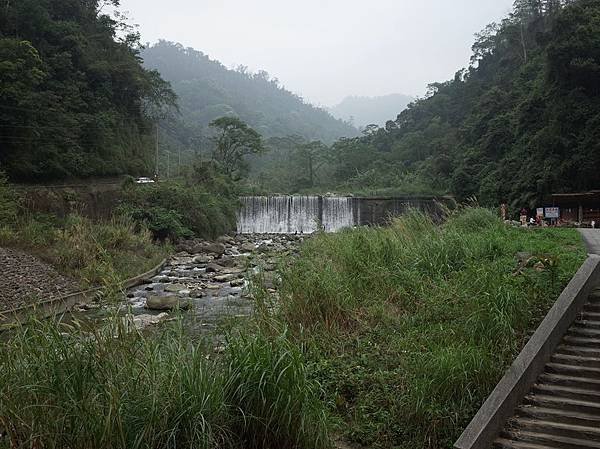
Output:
[
  {"xmin": 253, "ymin": 0, "xmax": 598, "ymax": 208},
  {"xmin": 0, "ymin": 0, "xmax": 176, "ymax": 181}
]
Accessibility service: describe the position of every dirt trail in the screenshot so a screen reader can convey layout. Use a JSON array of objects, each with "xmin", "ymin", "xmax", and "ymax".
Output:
[{"xmin": 0, "ymin": 247, "xmax": 80, "ymax": 311}]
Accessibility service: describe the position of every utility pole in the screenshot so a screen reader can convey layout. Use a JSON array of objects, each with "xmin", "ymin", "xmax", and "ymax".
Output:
[
  {"xmin": 167, "ymin": 151, "xmax": 170, "ymax": 179},
  {"xmin": 155, "ymin": 123, "xmax": 159, "ymax": 180}
]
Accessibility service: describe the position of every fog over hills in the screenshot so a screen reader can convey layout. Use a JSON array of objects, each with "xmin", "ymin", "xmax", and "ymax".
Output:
[
  {"xmin": 329, "ymin": 94, "xmax": 415, "ymax": 129},
  {"xmin": 142, "ymin": 41, "xmax": 359, "ymax": 143}
]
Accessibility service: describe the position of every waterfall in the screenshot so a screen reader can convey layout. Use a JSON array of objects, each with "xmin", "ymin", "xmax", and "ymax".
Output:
[
  {"xmin": 237, "ymin": 196, "xmax": 355, "ymax": 234},
  {"xmin": 322, "ymin": 197, "xmax": 355, "ymax": 232}
]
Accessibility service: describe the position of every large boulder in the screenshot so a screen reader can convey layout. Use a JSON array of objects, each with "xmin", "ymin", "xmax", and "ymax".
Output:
[
  {"xmin": 217, "ymin": 256, "xmax": 236, "ymax": 267},
  {"xmin": 205, "ymin": 242, "xmax": 226, "ymax": 256},
  {"xmin": 145, "ymin": 295, "xmax": 190, "ymax": 311},
  {"xmin": 205, "ymin": 263, "xmax": 222, "ymax": 273},
  {"xmin": 193, "ymin": 255, "xmax": 211, "ymax": 264},
  {"xmin": 240, "ymin": 242, "xmax": 257, "ymax": 252}
]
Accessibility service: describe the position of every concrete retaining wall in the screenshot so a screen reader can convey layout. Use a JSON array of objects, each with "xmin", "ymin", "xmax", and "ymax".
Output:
[{"xmin": 454, "ymin": 254, "xmax": 600, "ymax": 449}]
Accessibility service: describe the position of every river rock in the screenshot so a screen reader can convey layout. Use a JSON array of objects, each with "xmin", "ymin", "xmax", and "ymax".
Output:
[
  {"xmin": 145, "ymin": 295, "xmax": 190, "ymax": 311},
  {"xmin": 214, "ymin": 273, "xmax": 237, "ymax": 282},
  {"xmin": 230, "ymin": 279, "xmax": 244, "ymax": 287},
  {"xmin": 205, "ymin": 263, "xmax": 222, "ymax": 273},
  {"xmin": 240, "ymin": 242, "xmax": 257, "ymax": 252},
  {"xmin": 171, "ymin": 257, "xmax": 194, "ymax": 266},
  {"xmin": 217, "ymin": 256, "xmax": 236, "ymax": 267},
  {"xmin": 164, "ymin": 283, "xmax": 187, "ymax": 293},
  {"xmin": 217, "ymin": 235, "xmax": 234, "ymax": 244},
  {"xmin": 193, "ymin": 255, "xmax": 211, "ymax": 264},
  {"xmin": 205, "ymin": 243, "xmax": 226, "ymax": 255},
  {"xmin": 191, "ymin": 244, "xmax": 204, "ymax": 254}
]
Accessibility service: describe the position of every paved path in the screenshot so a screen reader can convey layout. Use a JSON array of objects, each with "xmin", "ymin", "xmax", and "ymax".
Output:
[{"xmin": 579, "ymin": 229, "xmax": 600, "ymax": 255}]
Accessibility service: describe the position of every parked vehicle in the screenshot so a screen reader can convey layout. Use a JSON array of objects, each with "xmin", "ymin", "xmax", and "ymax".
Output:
[{"xmin": 135, "ymin": 177, "xmax": 155, "ymax": 184}]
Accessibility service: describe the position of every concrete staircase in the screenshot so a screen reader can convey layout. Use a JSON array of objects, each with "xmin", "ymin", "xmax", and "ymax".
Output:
[{"xmin": 494, "ymin": 291, "xmax": 600, "ymax": 449}]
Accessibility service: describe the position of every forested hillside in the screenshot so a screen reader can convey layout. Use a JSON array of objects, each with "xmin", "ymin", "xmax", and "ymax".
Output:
[
  {"xmin": 141, "ymin": 41, "xmax": 358, "ymax": 146},
  {"xmin": 0, "ymin": 0, "xmax": 175, "ymax": 181},
  {"xmin": 293, "ymin": 0, "xmax": 600, "ymax": 208},
  {"xmin": 329, "ymin": 94, "xmax": 414, "ymax": 128}
]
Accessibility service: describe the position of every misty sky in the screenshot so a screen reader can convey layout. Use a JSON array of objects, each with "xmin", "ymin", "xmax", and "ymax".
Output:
[{"xmin": 117, "ymin": 0, "xmax": 515, "ymax": 106}]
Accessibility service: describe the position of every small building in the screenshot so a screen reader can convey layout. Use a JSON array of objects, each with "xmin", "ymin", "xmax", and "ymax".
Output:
[{"xmin": 550, "ymin": 191, "xmax": 600, "ymax": 224}]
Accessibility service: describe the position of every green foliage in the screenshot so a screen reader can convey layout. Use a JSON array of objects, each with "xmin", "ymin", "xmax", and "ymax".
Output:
[
  {"xmin": 119, "ymin": 181, "xmax": 237, "ymax": 241},
  {"xmin": 0, "ymin": 0, "xmax": 176, "ymax": 181},
  {"xmin": 257, "ymin": 208, "xmax": 585, "ymax": 448},
  {"xmin": 210, "ymin": 117, "xmax": 265, "ymax": 176},
  {"xmin": 257, "ymin": 0, "xmax": 598, "ymax": 204},
  {"xmin": 141, "ymin": 40, "xmax": 357, "ymax": 152},
  {"xmin": 3, "ymin": 213, "xmax": 168, "ymax": 287},
  {"xmin": 0, "ymin": 321, "xmax": 330, "ymax": 449}
]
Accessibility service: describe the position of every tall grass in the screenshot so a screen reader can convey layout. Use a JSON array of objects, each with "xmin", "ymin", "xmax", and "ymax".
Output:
[
  {"xmin": 0, "ymin": 320, "xmax": 330, "ymax": 449},
  {"xmin": 261, "ymin": 207, "xmax": 585, "ymax": 448},
  {"xmin": 0, "ymin": 214, "xmax": 169, "ymax": 288}
]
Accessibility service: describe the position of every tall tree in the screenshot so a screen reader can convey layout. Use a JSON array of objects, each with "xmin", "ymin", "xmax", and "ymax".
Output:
[{"xmin": 209, "ymin": 117, "xmax": 264, "ymax": 176}]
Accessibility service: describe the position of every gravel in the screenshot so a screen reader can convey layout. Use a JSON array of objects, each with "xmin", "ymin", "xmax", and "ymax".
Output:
[{"xmin": 0, "ymin": 247, "xmax": 80, "ymax": 311}]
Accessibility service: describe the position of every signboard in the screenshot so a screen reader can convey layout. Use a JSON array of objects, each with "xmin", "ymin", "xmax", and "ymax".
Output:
[
  {"xmin": 545, "ymin": 207, "xmax": 560, "ymax": 219},
  {"xmin": 536, "ymin": 208, "xmax": 544, "ymax": 218}
]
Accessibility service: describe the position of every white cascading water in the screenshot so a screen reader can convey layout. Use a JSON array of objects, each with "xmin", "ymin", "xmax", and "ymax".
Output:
[
  {"xmin": 322, "ymin": 197, "xmax": 356, "ymax": 232},
  {"xmin": 237, "ymin": 196, "xmax": 356, "ymax": 234}
]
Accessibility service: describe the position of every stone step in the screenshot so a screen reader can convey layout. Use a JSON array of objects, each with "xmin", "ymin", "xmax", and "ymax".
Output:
[
  {"xmin": 556, "ymin": 345, "xmax": 600, "ymax": 358},
  {"xmin": 584, "ymin": 303, "xmax": 600, "ymax": 313},
  {"xmin": 568, "ymin": 326, "xmax": 600, "ymax": 338},
  {"xmin": 562, "ymin": 335, "xmax": 600, "ymax": 348},
  {"xmin": 524, "ymin": 394, "xmax": 600, "ymax": 416},
  {"xmin": 539, "ymin": 373, "xmax": 600, "ymax": 391},
  {"xmin": 509, "ymin": 417, "xmax": 600, "ymax": 441},
  {"xmin": 580, "ymin": 311, "xmax": 600, "ymax": 321},
  {"xmin": 501, "ymin": 429, "xmax": 600, "ymax": 449},
  {"xmin": 573, "ymin": 320, "xmax": 600, "ymax": 330},
  {"xmin": 552, "ymin": 353, "xmax": 600, "ymax": 369},
  {"xmin": 546, "ymin": 362, "xmax": 600, "ymax": 379},
  {"xmin": 532, "ymin": 383, "xmax": 600, "ymax": 403},
  {"xmin": 516, "ymin": 406, "xmax": 600, "ymax": 428},
  {"xmin": 494, "ymin": 438, "xmax": 558, "ymax": 449}
]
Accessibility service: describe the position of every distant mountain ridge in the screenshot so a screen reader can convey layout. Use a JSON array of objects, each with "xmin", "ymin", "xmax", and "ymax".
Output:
[
  {"xmin": 329, "ymin": 94, "xmax": 414, "ymax": 128},
  {"xmin": 141, "ymin": 41, "xmax": 358, "ymax": 143}
]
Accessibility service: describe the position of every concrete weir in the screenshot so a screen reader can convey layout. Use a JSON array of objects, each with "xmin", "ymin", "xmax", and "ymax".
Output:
[{"xmin": 236, "ymin": 195, "xmax": 453, "ymax": 234}]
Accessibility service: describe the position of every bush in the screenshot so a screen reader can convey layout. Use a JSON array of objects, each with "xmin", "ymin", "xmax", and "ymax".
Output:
[{"xmin": 120, "ymin": 181, "xmax": 238, "ymax": 240}]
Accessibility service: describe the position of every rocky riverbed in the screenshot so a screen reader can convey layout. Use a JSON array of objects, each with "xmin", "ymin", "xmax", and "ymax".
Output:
[{"xmin": 71, "ymin": 234, "xmax": 305, "ymax": 332}]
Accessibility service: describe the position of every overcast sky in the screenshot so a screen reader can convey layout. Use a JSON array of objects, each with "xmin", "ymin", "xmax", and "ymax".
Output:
[{"xmin": 117, "ymin": 0, "xmax": 515, "ymax": 106}]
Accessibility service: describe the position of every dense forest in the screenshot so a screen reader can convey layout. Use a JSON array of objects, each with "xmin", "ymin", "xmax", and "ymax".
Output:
[
  {"xmin": 285, "ymin": 0, "xmax": 600, "ymax": 208},
  {"xmin": 328, "ymin": 94, "xmax": 414, "ymax": 129},
  {"xmin": 0, "ymin": 0, "xmax": 177, "ymax": 181},
  {"xmin": 141, "ymin": 41, "xmax": 358, "ymax": 172}
]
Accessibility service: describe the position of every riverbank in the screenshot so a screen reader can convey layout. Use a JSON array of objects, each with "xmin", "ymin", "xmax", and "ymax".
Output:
[
  {"xmin": 0, "ymin": 208, "xmax": 587, "ymax": 449},
  {"xmin": 254, "ymin": 208, "xmax": 587, "ymax": 448},
  {"xmin": 0, "ymin": 214, "xmax": 170, "ymax": 310}
]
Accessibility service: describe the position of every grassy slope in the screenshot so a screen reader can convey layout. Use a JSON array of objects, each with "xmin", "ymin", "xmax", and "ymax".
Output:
[
  {"xmin": 269, "ymin": 208, "xmax": 585, "ymax": 448},
  {"xmin": 0, "ymin": 214, "xmax": 170, "ymax": 289}
]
